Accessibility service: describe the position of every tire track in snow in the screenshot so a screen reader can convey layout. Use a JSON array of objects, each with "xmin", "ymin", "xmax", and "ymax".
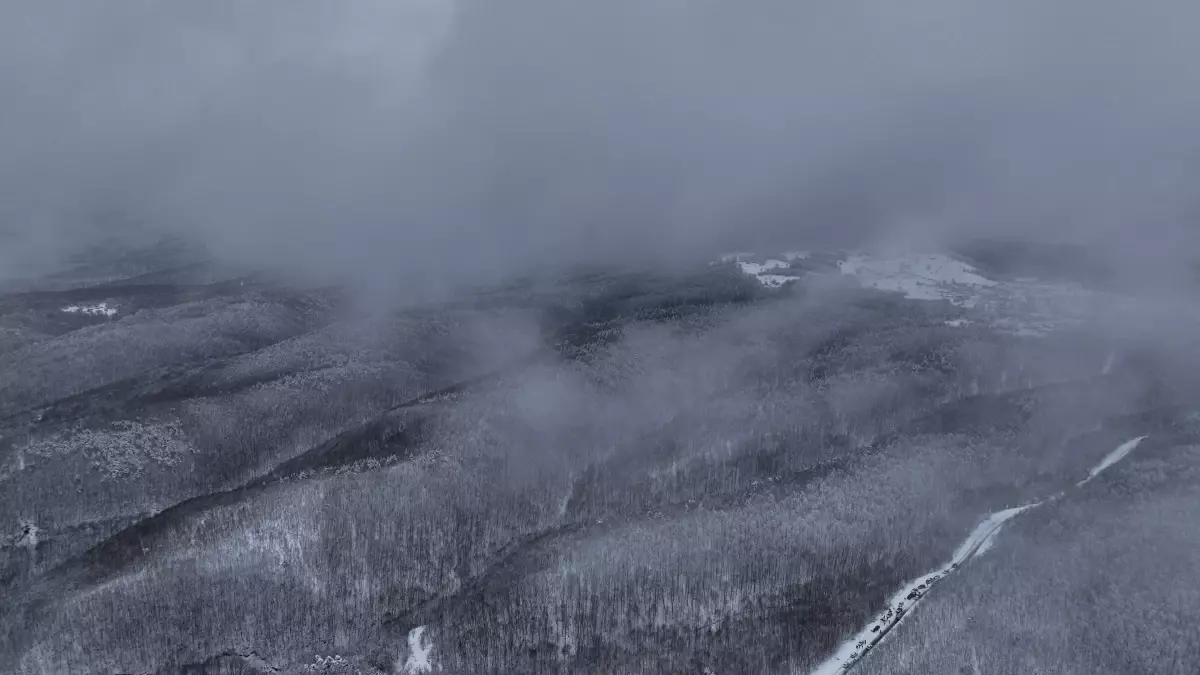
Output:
[{"xmin": 807, "ymin": 435, "xmax": 1149, "ymax": 675}]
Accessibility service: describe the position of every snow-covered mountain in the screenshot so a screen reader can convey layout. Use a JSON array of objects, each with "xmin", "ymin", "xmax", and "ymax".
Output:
[{"xmin": 4, "ymin": 242, "xmax": 1199, "ymax": 675}]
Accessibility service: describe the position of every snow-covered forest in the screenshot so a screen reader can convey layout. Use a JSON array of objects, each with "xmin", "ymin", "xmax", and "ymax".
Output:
[{"xmin": 4, "ymin": 241, "xmax": 1199, "ymax": 674}]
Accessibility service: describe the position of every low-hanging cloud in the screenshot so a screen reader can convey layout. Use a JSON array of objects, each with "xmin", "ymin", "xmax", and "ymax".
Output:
[{"xmin": 3, "ymin": 0, "xmax": 1200, "ymax": 296}]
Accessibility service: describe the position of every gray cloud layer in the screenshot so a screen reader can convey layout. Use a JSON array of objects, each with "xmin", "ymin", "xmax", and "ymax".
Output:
[{"xmin": 3, "ymin": 0, "xmax": 1199, "ymax": 295}]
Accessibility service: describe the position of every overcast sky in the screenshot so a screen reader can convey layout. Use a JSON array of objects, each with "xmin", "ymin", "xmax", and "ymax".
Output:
[{"xmin": 3, "ymin": 0, "xmax": 1200, "ymax": 295}]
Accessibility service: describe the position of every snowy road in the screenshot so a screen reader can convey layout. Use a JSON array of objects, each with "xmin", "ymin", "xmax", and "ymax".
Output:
[{"xmin": 807, "ymin": 436, "xmax": 1149, "ymax": 675}]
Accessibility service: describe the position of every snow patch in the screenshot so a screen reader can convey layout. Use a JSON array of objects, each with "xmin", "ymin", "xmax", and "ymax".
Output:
[
  {"xmin": 718, "ymin": 252, "xmax": 755, "ymax": 263},
  {"xmin": 837, "ymin": 254, "xmax": 995, "ymax": 306},
  {"xmin": 400, "ymin": 626, "xmax": 435, "ymax": 674},
  {"xmin": 738, "ymin": 259, "xmax": 789, "ymax": 275},
  {"xmin": 755, "ymin": 274, "xmax": 796, "ymax": 288},
  {"xmin": 784, "ymin": 250, "xmax": 811, "ymax": 261},
  {"xmin": 736, "ymin": 259, "xmax": 798, "ymax": 288},
  {"xmin": 62, "ymin": 303, "xmax": 118, "ymax": 317},
  {"xmin": 944, "ymin": 319, "xmax": 972, "ymax": 328}
]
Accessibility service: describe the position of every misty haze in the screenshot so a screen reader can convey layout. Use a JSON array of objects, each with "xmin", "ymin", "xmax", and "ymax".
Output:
[{"xmin": 3, "ymin": 2, "xmax": 1200, "ymax": 674}]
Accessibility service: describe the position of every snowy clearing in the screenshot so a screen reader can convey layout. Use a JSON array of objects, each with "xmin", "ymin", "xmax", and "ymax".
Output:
[
  {"xmin": 738, "ymin": 260, "xmax": 788, "ymax": 276},
  {"xmin": 400, "ymin": 626, "xmax": 435, "ymax": 674},
  {"xmin": 61, "ymin": 303, "xmax": 118, "ymax": 317},
  {"xmin": 837, "ymin": 254, "xmax": 996, "ymax": 306},
  {"xmin": 722, "ymin": 250, "xmax": 999, "ymax": 302},
  {"xmin": 722, "ymin": 249, "xmax": 1145, "ymax": 339},
  {"xmin": 807, "ymin": 436, "xmax": 1149, "ymax": 675},
  {"xmin": 737, "ymin": 260, "xmax": 799, "ymax": 287}
]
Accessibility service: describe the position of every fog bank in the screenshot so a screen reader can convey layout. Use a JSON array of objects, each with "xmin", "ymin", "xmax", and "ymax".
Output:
[{"xmin": 3, "ymin": 0, "xmax": 1199, "ymax": 296}]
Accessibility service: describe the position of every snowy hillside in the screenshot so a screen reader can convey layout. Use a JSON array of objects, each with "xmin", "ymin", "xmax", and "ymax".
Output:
[{"xmin": 4, "ymin": 242, "xmax": 1199, "ymax": 675}]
